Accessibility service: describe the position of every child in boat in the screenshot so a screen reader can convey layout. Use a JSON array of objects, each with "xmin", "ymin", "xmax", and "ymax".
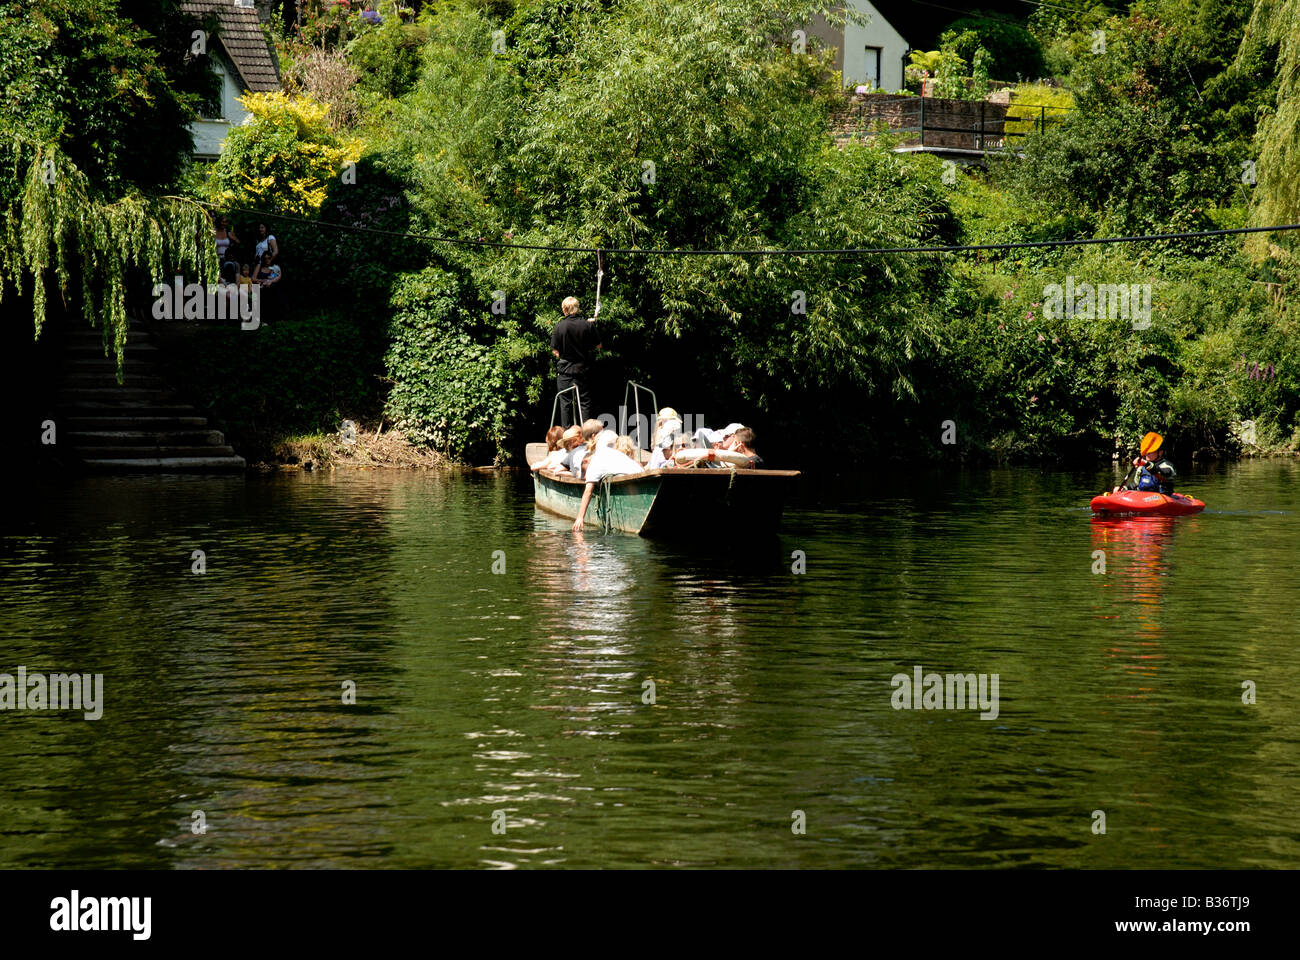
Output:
[
  {"xmin": 614, "ymin": 435, "xmax": 641, "ymax": 464},
  {"xmin": 572, "ymin": 431, "xmax": 644, "ymax": 531},
  {"xmin": 728, "ymin": 427, "xmax": 762, "ymax": 468},
  {"xmin": 530, "ymin": 425, "xmax": 570, "ymax": 472},
  {"xmin": 1118, "ymin": 444, "xmax": 1177, "ymax": 494},
  {"xmin": 567, "ymin": 419, "xmax": 604, "ymax": 478},
  {"xmin": 648, "ymin": 431, "xmax": 676, "ymax": 469}
]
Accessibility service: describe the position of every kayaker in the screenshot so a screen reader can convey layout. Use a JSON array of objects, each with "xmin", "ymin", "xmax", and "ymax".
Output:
[{"xmin": 1117, "ymin": 445, "xmax": 1177, "ymax": 494}]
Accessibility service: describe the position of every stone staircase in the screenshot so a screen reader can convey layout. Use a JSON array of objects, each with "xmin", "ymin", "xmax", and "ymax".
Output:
[{"xmin": 56, "ymin": 321, "xmax": 246, "ymax": 471}]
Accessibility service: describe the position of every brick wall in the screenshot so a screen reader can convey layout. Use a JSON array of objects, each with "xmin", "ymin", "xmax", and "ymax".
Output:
[{"xmin": 831, "ymin": 93, "xmax": 1010, "ymax": 150}]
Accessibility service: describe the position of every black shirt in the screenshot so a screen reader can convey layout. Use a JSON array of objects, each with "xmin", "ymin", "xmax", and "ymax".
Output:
[{"xmin": 551, "ymin": 316, "xmax": 601, "ymax": 374}]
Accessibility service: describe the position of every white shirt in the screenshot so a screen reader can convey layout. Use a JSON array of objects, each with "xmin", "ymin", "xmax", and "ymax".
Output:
[
  {"xmin": 584, "ymin": 447, "xmax": 645, "ymax": 484},
  {"xmin": 533, "ymin": 449, "xmax": 568, "ymax": 472},
  {"xmin": 566, "ymin": 444, "xmax": 589, "ymax": 478},
  {"xmin": 648, "ymin": 447, "xmax": 671, "ymax": 469},
  {"xmin": 255, "ymin": 235, "xmax": 276, "ymax": 259}
]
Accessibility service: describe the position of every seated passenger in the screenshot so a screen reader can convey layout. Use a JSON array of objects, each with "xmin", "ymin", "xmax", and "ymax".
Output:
[
  {"xmin": 530, "ymin": 425, "xmax": 569, "ymax": 472},
  {"xmin": 715, "ymin": 423, "xmax": 746, "ymax": 449},
  {"xmin": 614, "ymin": 435, "xmax": 640, "ymax": 463},
  {"xmin": 653, "ymin": 407, "xmax": 682, "ymax": 449},
  {"xmin": 567, "ymin": 419, "xmax": 604, "ymax": 479},
  {"xmin": 729, "ymin": 427, "xmax": 762, "ymax": 468},
  {"xmin": 648, "ymin": 430, "xmax": 678, "ymax": 469},
  {"xmin": 572, "ymin": 431, "xmax": 645, "ymax": 531}
]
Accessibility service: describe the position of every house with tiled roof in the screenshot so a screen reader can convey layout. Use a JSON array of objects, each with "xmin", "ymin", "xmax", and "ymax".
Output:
[{"xmin": 182, "ymin": 0, "xmax": 283, "ymax": 158}]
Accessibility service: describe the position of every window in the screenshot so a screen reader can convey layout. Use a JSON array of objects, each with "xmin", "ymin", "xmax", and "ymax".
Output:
[{"xmin": 863, "ymin": 46, "xmax": 883, "ymax": 89}]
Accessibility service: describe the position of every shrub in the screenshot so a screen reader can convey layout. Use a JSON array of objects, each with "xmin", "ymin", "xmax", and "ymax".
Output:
[
  {"xmin": 383, "ymin": 267, "xmax": 512, "ymax": 461},
  {"xmin": 208, "ymin": 92, "xmax": 364, "ymax": 216}
]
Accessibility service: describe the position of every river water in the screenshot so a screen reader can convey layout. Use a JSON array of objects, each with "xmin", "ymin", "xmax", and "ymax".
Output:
[{"xmin": 2, "ymin": 461, "xmax": 1298, "ymax": 869}]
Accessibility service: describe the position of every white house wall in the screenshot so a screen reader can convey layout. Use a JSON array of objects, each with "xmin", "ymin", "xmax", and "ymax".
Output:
[
  {"xmin": 188, "ymin": 52, "xmax": 253, "ymax": 158},
  {"xmin": 842, "ymin": 1, "xmax": 908, "ymax": 91},
  {"xmin": 808, "ymin": 2, "xmax": 909, "ymax": 91}
]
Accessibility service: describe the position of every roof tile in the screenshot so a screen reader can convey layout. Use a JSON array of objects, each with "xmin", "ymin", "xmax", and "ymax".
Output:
[{"xmin": 181, "ymin": 1, "xmax": 281, "ymax": 93}]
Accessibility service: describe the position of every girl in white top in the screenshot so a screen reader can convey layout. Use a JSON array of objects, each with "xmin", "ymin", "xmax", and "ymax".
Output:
[
  {"xmin": 254, "ymin": 223, "xmax": 279, "ymax": 262},
  {"xmin": 214, "ymin": 216, "xmax": 238, "ymax": 263},
  {"xmin": 571, "ymin": 432, "xmax": 644, "ymax": 531}
]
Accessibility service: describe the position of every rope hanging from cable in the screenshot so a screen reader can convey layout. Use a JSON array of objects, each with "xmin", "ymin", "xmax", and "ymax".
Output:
[{"xmin": 589, "ymin": 249, "xmax": 605, "ymax": 322}]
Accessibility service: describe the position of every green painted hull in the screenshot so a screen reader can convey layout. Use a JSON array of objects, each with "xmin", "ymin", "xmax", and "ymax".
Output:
[{"xmin": 532, "ymin": 467, "xmax": 799, "ymax": 536}]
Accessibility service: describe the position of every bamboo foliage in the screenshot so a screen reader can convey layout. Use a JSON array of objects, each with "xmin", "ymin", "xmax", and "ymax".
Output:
[{"xmin": 0, "ymin": 140, "xmax": 216, "ymax": 371}]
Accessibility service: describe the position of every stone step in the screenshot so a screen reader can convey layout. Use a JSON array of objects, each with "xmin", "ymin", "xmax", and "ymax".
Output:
[
  {"xmin": 64, "ymin": 342, "xmax": 159, "ymax": 357},
  {"xmin": 55, "ymin": 323, "xmax": 243, "ymax": 472},
  {"xmin": 64, "ymin": 357, "xmax": 157, "ymax": 370},
  {"xmin": 78, "ymin": 455, "xmax": 247, "ymax": 472},
  {"xmin": 59, "ymin": 373, "xmax": 167, "ymax": 387},
  {"xmin": 65, "ymin": 429, "xmax": 226, "ymax": 446},
  {"xmin": 57, "ymin": 402, "xmax": 200, "ymax": 416},
  {"xmin": 70, "ymin": 444, "xmax": 237, "ymax": 458},
  {"xmin": 61, "ymin": 415, "xmax": 210, "ymax": 430},
  {"xmin": 63, "ymin": 328, "xmax": 153, "ymax": 342},
  {"xmin": 58, "ymin": 387, "xmax": 181, "ymax": 402}
]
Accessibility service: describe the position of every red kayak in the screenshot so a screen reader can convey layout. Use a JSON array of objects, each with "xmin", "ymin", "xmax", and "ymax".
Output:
[{"xmin": 1090, "ymin": 490, "xmax": 1205, "ymax": 517}]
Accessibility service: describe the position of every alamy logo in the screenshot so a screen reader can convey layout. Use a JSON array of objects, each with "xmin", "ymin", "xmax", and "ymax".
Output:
[
  {"xmin": 152, "ymin": 276, "xmax": 260, "ymax": 329},
  {"xmin": 0, "ymin": 667, "xmax": 102, "ymax": 719},
  {"xmin": 1042, "ymin": 276, "xmax": 1151, "ymax": 327},
  {"xmin": 891, "ymin": 665, "xmax": 1000, "ymax": 720},
  {"xmin": 50, "ymin": 891, "xmax": 151, "ymax": 940}
]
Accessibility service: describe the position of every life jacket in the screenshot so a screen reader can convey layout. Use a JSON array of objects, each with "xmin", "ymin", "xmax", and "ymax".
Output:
[{"xmin": 1137, "ymin": 469, "xmax": 1160, "ymax": 491}]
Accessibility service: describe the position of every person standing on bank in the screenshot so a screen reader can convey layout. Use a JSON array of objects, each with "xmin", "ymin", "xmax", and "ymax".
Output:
[{"xmin": 551, "ymin": 296, "xmax": 601, "ymax": 428}]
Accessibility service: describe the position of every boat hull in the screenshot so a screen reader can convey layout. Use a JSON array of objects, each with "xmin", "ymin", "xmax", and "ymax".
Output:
[
  {"xmin": 1090, "ymin": 490, "xmax": 1205, "ymax": 517},
  {"xmin": 533, "ymin": 467, "xmax": 800, "ymax": 535}
]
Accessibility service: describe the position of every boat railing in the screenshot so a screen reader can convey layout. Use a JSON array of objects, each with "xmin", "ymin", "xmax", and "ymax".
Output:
[
  {"xmin": 548, "ymin": 385, "xmax": 585, "ymax": 430},
  {"xmin": 620, "ymin": 381, "xmax": 657, "ymax": 454}
]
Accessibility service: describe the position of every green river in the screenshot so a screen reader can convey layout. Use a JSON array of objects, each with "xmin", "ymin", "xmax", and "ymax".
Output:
[{"xmin": 2, "ymin": 461, "xmax": 1298, "ymax": 868}]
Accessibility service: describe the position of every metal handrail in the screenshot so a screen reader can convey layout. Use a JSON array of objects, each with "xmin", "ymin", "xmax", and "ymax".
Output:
[
  {"xmin": 549, "ymin": 385, "xmax": 584, "ymax": 430},
  {"xmin": 620, "ymin": 381, "xmax": 657, "ymax": 453}
]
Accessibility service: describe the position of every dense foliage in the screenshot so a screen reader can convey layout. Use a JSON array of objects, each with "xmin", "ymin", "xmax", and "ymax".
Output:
[
  {"xmin": 9, "ymin": 0, "xmax": 1300, "ymax": 465},
  {"xmin": 0, "ymin": 0, "xmax": 215, "ymax": 362},
  {"xmin": 940, "ymin": 13, "xmax": 1048, "ymax": 82}
]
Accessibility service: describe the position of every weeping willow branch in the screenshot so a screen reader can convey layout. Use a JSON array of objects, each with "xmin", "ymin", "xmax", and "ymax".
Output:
[
  {"xmin": 0, "ymin": 140, "xmax": 217, "ymax": 371},
  {"xmin": 1240, "ymin": 0, "xmax": 1300, "ymax": 259}
]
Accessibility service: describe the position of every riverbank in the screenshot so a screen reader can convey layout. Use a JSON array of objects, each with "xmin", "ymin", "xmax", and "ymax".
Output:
[{"xmin": 258, "ymin": 424, "xmax": 446, "ymax": 471}]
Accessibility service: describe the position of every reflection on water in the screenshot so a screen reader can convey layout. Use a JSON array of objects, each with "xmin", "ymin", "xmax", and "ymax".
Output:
[
  {"xmin": 1090, "ymin": 517, "xmax": 1183, "ymax": 697},
  {"xmin": 1, "ymin": 463, "xmax": 1299, "ymax": 868}
]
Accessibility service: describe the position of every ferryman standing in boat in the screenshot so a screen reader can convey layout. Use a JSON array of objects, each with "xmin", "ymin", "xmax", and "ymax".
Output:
[{"xmin": 551, "ymin": 296, "xmax": 602, "ymax": 428}]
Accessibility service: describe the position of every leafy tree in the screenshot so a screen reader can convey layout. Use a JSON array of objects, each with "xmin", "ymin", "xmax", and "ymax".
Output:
[
  {"xmin": 1238, "ymin": 0, "xmax": 1300, "ymax": 252},
  {"xmin": 369, "ymin": 0, "xmax": 961, "ymax": 459},
  {"xmin": 940, "ymin": 13, "xmax": 1047, "ymax": 81},
  {"xmin": 992, "ymin": 4, "xmax": 1247, "ymax": 242},
  {"xmin": 0, "ymin": 0, "xmax": 215, "ymax": 359}
]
